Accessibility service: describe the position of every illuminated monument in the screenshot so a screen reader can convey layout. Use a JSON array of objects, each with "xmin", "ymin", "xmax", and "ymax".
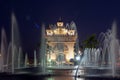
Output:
[{"xmin": 46, "ymin": 20, "xmax": 78, "ymax": 66}]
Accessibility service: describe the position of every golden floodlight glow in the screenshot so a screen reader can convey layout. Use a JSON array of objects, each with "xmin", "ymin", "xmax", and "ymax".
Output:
[
  {"xmin": 57, "ymin": 22, "xmax": 63, "ymax": 27},
  {"xmin": 53, "ymin": 28, "xmax": 68, "ymax": 35},
  {"xmin": 62, "ymin": 28, "xmax": 68, "ymax": 34},
  {"xmin": 53, "ymin": 29, "xmax": 59, "ymax": 35},
  {"xmin": 66, "ymin": 53, "xmax": 74, "ymax": 61},
  {"xmin": 68, "ymin": 30, "xmax": 75, "ymax": 35},
  {"xmin": 46, "ymin": 20, "xmax": 77, "ymax": 64},
  {"xmin": 50, "ymin": 53, "xmax": 56, "ymax": 60},
  {"xmin": 46, "ymin": 30, "xmax": 53, "ymax": 35}
]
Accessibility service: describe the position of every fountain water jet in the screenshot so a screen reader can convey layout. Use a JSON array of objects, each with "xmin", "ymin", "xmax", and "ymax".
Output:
[
  {"xmin": 25, "ymin": 53, "xmax": 28, "ymax": 68},
  {"xmin": 18, "ymin": 47, "xmax": 23, "ymax": 68},
  {"xmin": 109, "ymin": 21, "xmax": 119, "ymax": 77},
  {"xmin": 0, "ymin": 28, "xmax": 8, "ymax": 72},
  {"xmin": 40, "ymin": 24, "xmax": 46, "ymax": 72},
  {"xmin": 11, "ymin": 12, "xmax": 21, "ymax": 73},
  {"xmin": 34, "ymin": 50, "xmax": 37, "ymax": 67},
  {"xmin": 7, "ymin": 42, "xmax": 12, "ymax": 72}
]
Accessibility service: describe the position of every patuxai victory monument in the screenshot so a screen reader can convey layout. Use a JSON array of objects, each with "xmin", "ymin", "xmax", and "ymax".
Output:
[{"xmin": 45, "ymin": 20, "xmax": 78, "ymax": 66}]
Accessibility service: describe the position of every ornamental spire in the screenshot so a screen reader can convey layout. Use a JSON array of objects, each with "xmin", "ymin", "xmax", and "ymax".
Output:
[{"xmin": 57, "ymin": 17, "xmax": 63, "ymax": 27}]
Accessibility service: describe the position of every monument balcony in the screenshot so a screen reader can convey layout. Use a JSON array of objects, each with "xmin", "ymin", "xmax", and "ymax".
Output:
[{"xmin": 46, "ymin": 35, "xmax": 77, "ymax": 42}]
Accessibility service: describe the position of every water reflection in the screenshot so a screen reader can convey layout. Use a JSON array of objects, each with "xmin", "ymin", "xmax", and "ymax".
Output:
[
  {"xmin": 45, "ymin": 77, "xmax": 84, "ymax": 80},
  {"xmin": 0, "ymin": 75, "xmax": 118, "ymax": 80},
  {"xmin": 76, "ymin": 78, "xmax": 85, "ymax": 80}
]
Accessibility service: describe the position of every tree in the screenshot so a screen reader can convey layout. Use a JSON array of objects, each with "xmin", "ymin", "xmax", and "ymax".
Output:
[{"xmin": 82, "ymin": 34, "xmax": 99, "ymax": 48}]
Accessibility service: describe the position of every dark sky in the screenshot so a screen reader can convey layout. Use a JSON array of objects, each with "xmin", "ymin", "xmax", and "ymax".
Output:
[{"xmin": 0, "ymin": 0, "xmax": 120, "ymax": 54}]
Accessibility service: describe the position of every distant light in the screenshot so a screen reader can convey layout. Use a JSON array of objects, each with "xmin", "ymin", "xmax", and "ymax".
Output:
[
  {"xmin": 78, "ymin": 50, "xmax": 81, "ymax": 54},
  {"xmin": 76, "ymin": 56, "xmax": 80, "ymax": 60},
  {"xmin": 78, "ymin": 50, "xmax": 82, "ymax": 55},
  {"xmin": 48, "ymin": 59, "xmax": 51, "ymax": 62}
]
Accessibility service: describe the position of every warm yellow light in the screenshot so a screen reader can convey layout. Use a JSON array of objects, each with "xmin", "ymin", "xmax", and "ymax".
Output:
[
  {"xmin": 46, "ymin": 30, "xmax": 53, "ymax": 36},
  {"xmin": 53, "ymin": 29, "xmax": 59, "ymax": 35},
  {"xmin": 65, "ymin": 29, "xmax": 68, "ymax": 33},
  {"xmin": 62, "ymin": 28, "xmax": 68, "ymax": 34},
  {"xmin": 50, "ymin": 53, "xmax": 56, "ymax": 60},
  {"xmin": 57, "ymin": 22, "xmax": 63, "ymax": 27},
  {"xmin": 53, "ymin": 28, "xmax": 68, "ymax": 35},
  {"xmin": 66, "ymin": 53, "xmax": 74, "ymax": 61},
  {"xmin": 68, "ymin": 30, "xmax": 75, "ymax": 35}
]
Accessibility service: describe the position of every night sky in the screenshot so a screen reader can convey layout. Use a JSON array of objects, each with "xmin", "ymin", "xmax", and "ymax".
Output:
[{"xmin": 0, "ymin": 0, "xmax": 120, "ymax": 55}]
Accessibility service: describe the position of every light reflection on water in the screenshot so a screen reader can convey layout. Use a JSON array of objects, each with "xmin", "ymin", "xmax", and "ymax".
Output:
[
  {"xmin": 44, "ymin": 68, "xmax": 85, "ymax": 80},
  {"xmin": 45, "ymin": 77, "xmax": 84, "ymax": 80},
  {"xmin": 76, "ymin": 78, "xmax": 85, "ymax": 80}
]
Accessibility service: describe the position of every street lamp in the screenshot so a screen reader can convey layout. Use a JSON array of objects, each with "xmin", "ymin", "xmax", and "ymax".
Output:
[{"xmin": 76, "ymin": 55, "xmax": 80, "ymax": 61}]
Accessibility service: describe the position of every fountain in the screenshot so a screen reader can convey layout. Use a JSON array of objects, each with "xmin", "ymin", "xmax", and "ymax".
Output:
[
  {"xmin": 0, "ymin": 12, "xmax": 23, "ymax": 73},
  {"xmin": 11, "ymin": 12, "xmax": 22, "ymax": 72},
  {"xmin": 18, "ymin": 47, "xmax": 23, "ymax": 68},
  {"xmin": 75, "ymin": 21, "xmax": 120, "ymax": 78},
  {"xmin": 99, "ymin": 21, "xmax": 120, "ymax": 76},
  {"xmin": 25, "ymin": 53, "xmax": 28, "ymax": 67},
  {"xmin": 34, "ymin": 50, "xmax": 37, "ymax": 67},
  {"xmin": 40, "ymin": 24, "xmax": 46, "ymax": 72},
  {"xmin": 0, "ymin": 12, "xmax": 47, "ymax": 74},
  {"xmin": 0, "ymin": 28, "xmax": 8, "ymax": 72}
]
